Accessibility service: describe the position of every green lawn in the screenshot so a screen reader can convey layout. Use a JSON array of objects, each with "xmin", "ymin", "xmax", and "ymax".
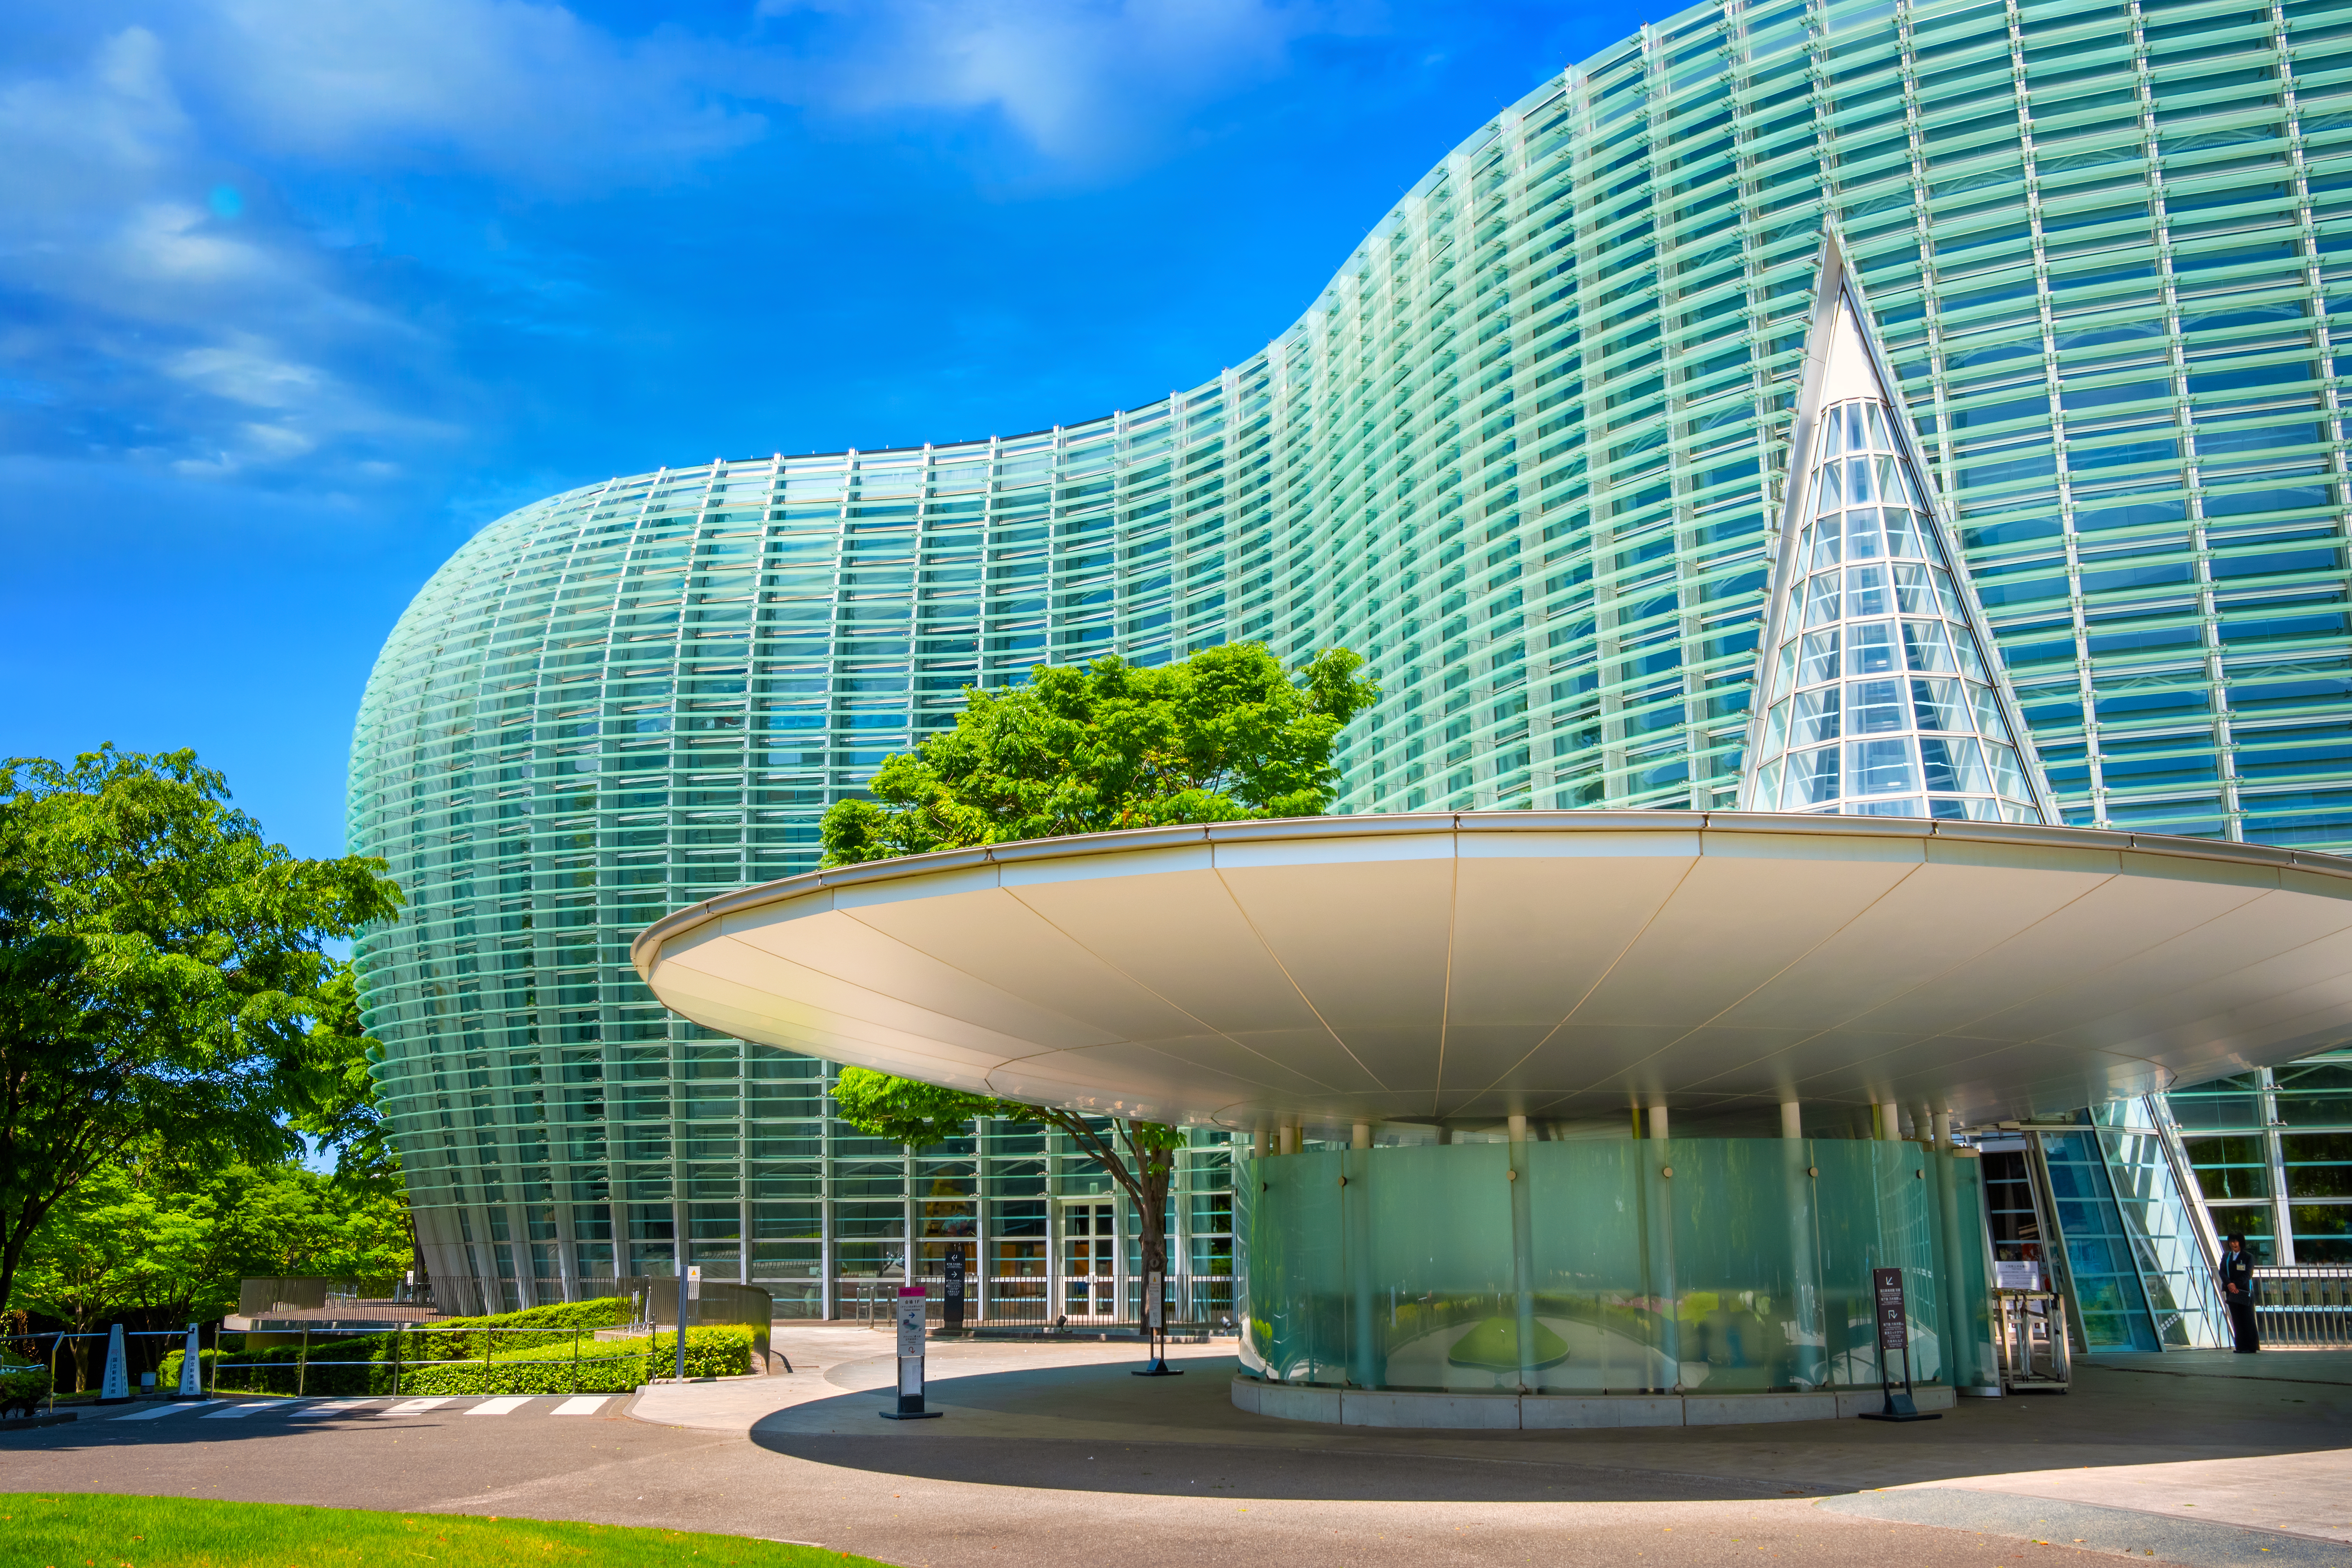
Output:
[{"xmin": 0, "ymin": 1493, "xmax": 897, "ymax": 1567}]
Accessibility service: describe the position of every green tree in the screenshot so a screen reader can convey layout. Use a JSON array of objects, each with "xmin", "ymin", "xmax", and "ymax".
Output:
[
  {"xmin": 12, "ymin": 1149, "xmax": 411, "ymax": 1389},
  {"xmin": 0, "ymin": 747, "xmax": 404, "ymax": 1313},
  {"xmin": 829, "ymin": 1067, "xmax": 1188, "ymax": 1307},
  {"xmin": 818, "ymin": 644, "xmax": 1378, "ymax": 1321},
  {"xmin": 820, "ymin": 642, "xmax": 1379, "ymax": 866}
]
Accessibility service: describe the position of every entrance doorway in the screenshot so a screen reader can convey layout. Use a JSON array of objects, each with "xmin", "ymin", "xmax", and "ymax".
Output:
[{"xmin": 1062, "ymin": 1201, "xmax": 1118, "ymax": 1320}]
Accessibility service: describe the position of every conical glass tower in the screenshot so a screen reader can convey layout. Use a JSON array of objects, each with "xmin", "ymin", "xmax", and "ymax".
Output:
[{"xmin": 1743, "ymin": 243, "xmax": 2051, "ymax": 825}]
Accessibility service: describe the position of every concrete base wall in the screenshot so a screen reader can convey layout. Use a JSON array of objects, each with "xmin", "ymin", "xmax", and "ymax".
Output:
[{"xmin": 1233, "ymin": 1376, "xmax": 1957, "ymax": 1429}]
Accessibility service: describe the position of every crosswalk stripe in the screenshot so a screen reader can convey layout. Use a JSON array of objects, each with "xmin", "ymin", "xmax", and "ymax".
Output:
[
  {"xmin": 551, "ymin": 1396, "xmax": 606, "ymax": 1416},
  {"xmin": 385, "ymin": 1397, "xmax": 452, "ymax": 1414},
  {"xmin": 200, "ymin": 1402, "xmax": 286, "ymax": 1418},
  {"xmin": 289, "ymin": 1400, "xmax": 378, "ymax": 1416},
  {"xmin": 466, "ymin": 1396, "xmax": 531, "ymax": 1415},
  {"xmin": 120, "ymin": 1401, "xmax": 218, "ymax": 1420}
]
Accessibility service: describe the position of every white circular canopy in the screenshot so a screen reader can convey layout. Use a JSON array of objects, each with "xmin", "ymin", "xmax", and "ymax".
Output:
[{"xmin": 632, "ymin": 812, "xmax": 2352, "ymax": 1134}]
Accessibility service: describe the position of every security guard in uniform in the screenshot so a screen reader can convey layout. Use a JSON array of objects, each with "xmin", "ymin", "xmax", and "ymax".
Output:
[{"xmin": 2219, "ymin": 1234, "xmax": 2260, "ymax": 1353}]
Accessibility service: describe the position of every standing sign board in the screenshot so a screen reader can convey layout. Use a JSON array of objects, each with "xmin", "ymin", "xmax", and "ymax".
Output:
[
  {"xmin": 881, "ymin": 1287, "xmax": 940, "ymax": 1419},
  {"xmin": 1874, "ymin": 1267, "xmax": 1907, "ymax": 1353},
  {"xmin": 1858, "ymin": 1266, "xmax": 1939, "ymax": 1423},
  {"xmin": 943, "ymin": 1247, "xmax": 966, "ymax": 1332}
]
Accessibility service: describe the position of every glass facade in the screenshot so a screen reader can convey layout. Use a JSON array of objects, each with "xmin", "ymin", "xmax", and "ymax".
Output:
[
  {"xmin": 1240, "ymin": 1137, "xmax": 1995, "ymax": 1393},
  {"xmin": 2169, "ymin": 1047, "xmax": 2352, "ymax": 1261},
  {"xmin": 1745, "ymin": 278, "xmax": 2050, "ymax": 818},
  {"xmin": 353, "ymin": 0, "xmax": 2352, "ymax": 1315}
]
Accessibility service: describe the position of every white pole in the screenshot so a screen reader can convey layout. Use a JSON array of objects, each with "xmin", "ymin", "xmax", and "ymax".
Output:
[
  {"xmin": 1647, "ymin": 1102, "xmax": 1670, "ymax": 1140},
  {"xmin": 1780, "ymin": 1100, "xmax": 1804, "ymax": 1140}
]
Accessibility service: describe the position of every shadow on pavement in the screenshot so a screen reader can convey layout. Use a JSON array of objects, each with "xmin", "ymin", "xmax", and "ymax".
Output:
[{"xmin": 746, "ymin": 1353, "xmax": 2352, "ymax": 1506}]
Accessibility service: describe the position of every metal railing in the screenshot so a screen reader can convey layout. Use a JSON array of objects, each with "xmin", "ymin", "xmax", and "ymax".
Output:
[
  {"xmin": 2250, "ymin": 1267, "xmax": 2352, "ymax": 1348},
  {"xmin": 2, "ymin": 1328, "xmax": 196, "ymax": 1415},
  {"xmin": 1992, "ymin": 1290, "xmax": 2071, "ymax": 1390},
  {"xmin": 842, "ymin": 1274, "xmax": 1234, "ymax": 1330}
]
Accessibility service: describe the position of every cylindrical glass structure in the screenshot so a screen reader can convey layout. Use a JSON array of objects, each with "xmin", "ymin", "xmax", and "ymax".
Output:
[{"xmin": 1239, "ymin": 1140, "xmax": 1993, "ymax": 1394}]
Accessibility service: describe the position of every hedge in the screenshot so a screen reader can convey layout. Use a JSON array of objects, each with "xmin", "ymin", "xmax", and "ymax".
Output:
[
  {"xmin": 162, "ymin": 1320, "xmax": 752, "ymax": 1398},
  {"xmin": 0, "ymin": 1361, "xmax": 50, "ymax": 1413},
  {"xmin": 397, "ymin": 1327, "xmax": 751, "ymax": 1396}
]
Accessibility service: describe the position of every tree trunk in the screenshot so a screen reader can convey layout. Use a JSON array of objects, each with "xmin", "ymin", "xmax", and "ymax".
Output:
[{"xmin": 1031, "ymin": 1110, "xmax": 1178, "ymax": 1327}]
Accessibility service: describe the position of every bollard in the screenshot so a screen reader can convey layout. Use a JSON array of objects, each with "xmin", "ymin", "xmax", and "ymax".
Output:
[
  {"xmin": 98, "ymin": 1324, "xmax": 131, "ymax": 1405},
  {"xmin": 175, "ymin": 1325, "xmax": 202, "ymax": 1399}
]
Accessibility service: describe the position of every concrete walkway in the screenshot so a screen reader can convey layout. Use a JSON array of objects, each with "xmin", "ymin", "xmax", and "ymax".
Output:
[
  {"xmin": 632, "ymin": 1329, "xmax": 2352, "ymax": 1563},
  {"xmin": 6, "ymin": 1328, "xmax": 2346, "ymax": 1567}
]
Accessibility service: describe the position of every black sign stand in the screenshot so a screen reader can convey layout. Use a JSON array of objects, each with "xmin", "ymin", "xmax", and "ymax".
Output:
[
  {"xmin": 1859, "ymin": 1265, "xmax": 1940, "ymax": 1422},
  {"xmin": 942, "ymin": 1247, "xmax": 965, "ymax": 1334}
]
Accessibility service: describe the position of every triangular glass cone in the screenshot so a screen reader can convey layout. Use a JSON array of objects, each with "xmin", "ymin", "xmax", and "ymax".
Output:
[{"xmin": 1741, "ymin": 265, "xmax": 2049, "ymax": 824}]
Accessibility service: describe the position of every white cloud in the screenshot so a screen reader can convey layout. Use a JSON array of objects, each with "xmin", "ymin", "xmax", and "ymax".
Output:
[
  {"xmin": 190, "ymin": 0, "xmax": 766, "ymax": 182},
  {"xmin": 0, "ymin": 25, "xmax": 459, "ymax": 479},
  {"xmin": 766, "ymin": 0, "xmax": 1373, "ymax": 165}
]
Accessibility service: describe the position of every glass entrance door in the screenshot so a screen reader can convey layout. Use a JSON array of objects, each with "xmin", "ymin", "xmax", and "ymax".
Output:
[{"xmin": 1062, "ymin": 1201, "xmax": 1118, "ymax": 1321}]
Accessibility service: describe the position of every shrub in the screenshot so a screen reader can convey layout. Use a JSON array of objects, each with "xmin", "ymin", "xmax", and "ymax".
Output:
[
  {"xmin": 397, "ymin": 1326, "xmax": 752, "ymax": 1397},
  {"xmin": 163, "ymin": 1316, "xmax": 751, "ymax": 1398},
  {"xmin": 0, "ymin": 1360, "xmax": 51, "ymax": 1414}
]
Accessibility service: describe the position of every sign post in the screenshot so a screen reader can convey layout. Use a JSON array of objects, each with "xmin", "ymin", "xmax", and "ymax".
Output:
[
  {"xmin": 675, "ymin": 1265, "xmax": 700, "ymax": 1383},
  {"xmin": 1132, "ymin": 1268, "xmax": 1182, "ymax": 1377},
  {"xmin": 1858, "ymin": 1265, "xmax": 1940, "ymax": 1422},
  {"xmin": 943, "ymin": 1247, "xmax": 966, "ymax": 1333},
  {"xmin": 880, "ymin": 1287, "xmax": 941, "ymax": 1419}
]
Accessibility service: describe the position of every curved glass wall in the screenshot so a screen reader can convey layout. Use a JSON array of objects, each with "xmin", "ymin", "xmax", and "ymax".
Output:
[
  {"xmin": 1239, "ymin": 1138, "xmax": 1994, "ymax": 1395},
  {"xmin": 354, "ymin": 0, "xmax": 2352, "ymax": 1310}
]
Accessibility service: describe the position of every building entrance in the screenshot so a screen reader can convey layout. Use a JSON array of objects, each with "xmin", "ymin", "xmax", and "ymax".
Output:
[{"xmin": 1062, "ymin": 1201, "xmax": 1118, "ymax": 1321}]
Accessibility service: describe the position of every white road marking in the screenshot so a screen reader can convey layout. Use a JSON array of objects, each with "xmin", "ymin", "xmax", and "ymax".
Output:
[
  {"xmin": 467, "ymin": 1396, "xmax": 532, "ymax": 1415},
  {"xmin": 551, "ymin": 1396, "xmax": 606, "ymax": 1416},
  {"xmin": 119, "ymin": 1401, "xmax": 218, "ymax": 1420},
  {"xmin": 385, "ymin": 1397, "xmax": 452, "ymax": 1414},
  {"xmin": 289, "ymin": 1400, "xmax": 379, "ymax": 1416},
  {"xmin": 200, "ymin": 1402, "xmax": 288, "ymax": 1418}
]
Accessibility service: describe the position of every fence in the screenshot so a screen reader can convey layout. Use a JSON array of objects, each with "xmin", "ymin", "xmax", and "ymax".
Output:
[
  {"xmin": 233, "ymin": 1276, "xmax": 436, "ymax": 1321},
  {"xmin": 2, "ymin": 1328, "xmax": 195, "ymax": 1414},
  {"xmin": 843, "ymin": 1272, "xmax": 1234, "ymax": 1330},
  {"xmin": 2251, "ymin": 1267, "xmax": 2352, "ymax": 1348}
]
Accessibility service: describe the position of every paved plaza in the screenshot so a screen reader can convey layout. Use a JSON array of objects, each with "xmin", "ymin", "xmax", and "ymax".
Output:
[{"xmin": 3, "ymin": 1332, "xmax": 2347, "ymax": 1568}]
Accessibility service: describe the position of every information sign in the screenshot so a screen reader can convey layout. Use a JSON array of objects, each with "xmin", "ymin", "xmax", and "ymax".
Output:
[
  {"xmin": 943, "ymin": 1248, "xmax": 966, "ymax": 1331},
  {"xmin": 895, "ymin": 1288, "xmax": 926, "ymax": 1358},
  {"xmin": 1873, "ymin": 1266, "xmax": 1907, "ymax": 1352},
  {"xmin": 1993, "ymin": 1260, "xmax": 2040, "ymax": 1291},
  {"xmin": 686, "ymin": 1264, "xmax": 701, "ymax": 1302}
]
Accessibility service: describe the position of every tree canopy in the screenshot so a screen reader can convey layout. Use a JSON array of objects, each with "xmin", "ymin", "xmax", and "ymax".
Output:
[
  {"xmin": 0, "ymin": 746, "xmax": 404, "ymax": 1312},
  {"xmin": 819, "ymin": 644, "xmax": 1379, "ymax": 1310},
  {"xmin": 820, "ymin": 642, "xmax": 1379, "ymax": 866}
]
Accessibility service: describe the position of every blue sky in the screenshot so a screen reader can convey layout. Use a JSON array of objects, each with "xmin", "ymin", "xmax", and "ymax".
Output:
[{"xmin": 2, "ymin": 0, "xmax": 1659, "ymax": 861}]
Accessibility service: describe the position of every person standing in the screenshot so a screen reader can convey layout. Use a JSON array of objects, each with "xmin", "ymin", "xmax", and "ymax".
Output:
[{"xmin": 2218, "ymin": 1234, "xmax": 2260, "ymax": 1353}]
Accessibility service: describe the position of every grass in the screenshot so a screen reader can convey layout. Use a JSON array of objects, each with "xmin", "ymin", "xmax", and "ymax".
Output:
[{"xmin": 0, "ymin": 1494, "xmax": 898, "ymax": 1568}]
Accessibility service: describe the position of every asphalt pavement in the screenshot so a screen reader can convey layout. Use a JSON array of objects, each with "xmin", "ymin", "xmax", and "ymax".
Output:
[{"xmin": 1, "ymin": 1332, "xmax": 2344, "ymax": 1568}]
